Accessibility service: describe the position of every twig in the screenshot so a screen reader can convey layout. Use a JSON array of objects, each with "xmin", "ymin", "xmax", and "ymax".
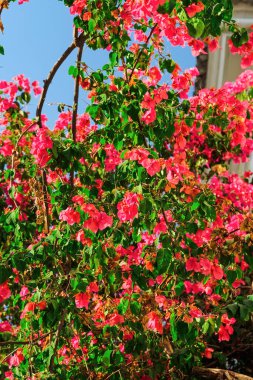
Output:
[
  {"xmin": 35, "ymin": 34, "xmax": 84, "ymax": 232},
  {"xmin": 71, "ymin": 34, "xmax": 85, "ymax": 143},
  {"xmin": 0, "ymin": 331, "xmax": 51, "ymax": 346},
  {"xmin": 36, "ymin": 36, "xmax": 83, "ymax": 126},
  {"xmin": 128, "ymin": 23, "xmax": 157, "ymax": 84},
  {"xmin": 49, "ymin": 314, "xmax": 66, "ymax": 372},
  {"xmin": 15, "ymin": 121, "xmax": 38, "ymax": 149},
  {"xmin": 70, "ymin": 31, "xmax": 85, "ymax": 187},
  {"xmin": 42, "ymin": 170, "xmax": 49, "ymax": 233}
]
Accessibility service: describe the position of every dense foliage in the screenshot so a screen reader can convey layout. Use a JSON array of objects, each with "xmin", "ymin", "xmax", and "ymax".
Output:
[{"xmin": 1, "ymin": 0, "xmax": 253, "ymax": 379}]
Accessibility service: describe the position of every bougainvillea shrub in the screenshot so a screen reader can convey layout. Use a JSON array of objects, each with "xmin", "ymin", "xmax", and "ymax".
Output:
[{"xmin": 1, "ymin": 0, "xmax": 253, "ymax": 379}]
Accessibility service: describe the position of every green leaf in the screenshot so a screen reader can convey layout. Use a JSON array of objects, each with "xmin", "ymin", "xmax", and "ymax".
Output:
[
  {"xmin": 186, "ymin": 18, "xmax": 205, "ymax": 38},
  {"xmin": 231, "ymin": 28, "xmax": 248, "ymax": 47},
  {"xmin": 202, "ymin": 321, "xmax": 209, "ymax": 334},
  {"xmin": 114, "ymin": 351, "xmax": 124, "ymax": 365},
  {"xmin": 239, "ymin": 304, "xmax": 250, "ymax": 321},
  {"xmin": 130, "ymin": 301, "xmax": 141, "ymax": 316},
  {"xmin": 175, "ymin": 281, "xmax": 184, "ymax": 296},
  {"xmin": 159, "ymin": 57, "xmax": 176, "ymax": 73},
  {"xmin": 118, "ymin": 298, "xmax": 129, "ymax": 315},
  {"xmin": 227, "ymin": 303, "xmax": 238, "ymax": 316},
  {"xmin": 0, "ymin": 45, "xmax": 4, "ymax": 55},
  {"xmin": 156, "ymin": 249, "xmax": 171, "ymax": 275},
  {"xmin": 157, "ymin": 0, "xmax": 176, "ymax": 14},
  {"xmin": 68, "ymin": 65, "xmax": 78, "ymax": 77},
  {"xmin": 170, "ymin": 312, "xmax": 177, "ymax": 342},
  {"xmin": 132, "ymin": 266, "xmax": 148, "ymax": 290},
  {"xmin": 102, "ymin": 349, "xmax": 112, "ymax": 367},
  {"xmin": 226, "ymin": 270, "xmax": 237, "ymax": 285},
  {"xmin": 88, "ymin": 18, "xmax": 96, "ymax": 32},
  {"xmin": 87, "ymin": 104, "xmax": 99, "ymax": 119},
  {"xmin": 109, "ymin": 52, "xmax": 118, "ymax": 67},
  {"xmin": 0, "ymin": 266, "xmax": 12, "ymax": 283},
  {"xmin": 190, "ymin": 201, "xmax": 200, "ymax": 211}
]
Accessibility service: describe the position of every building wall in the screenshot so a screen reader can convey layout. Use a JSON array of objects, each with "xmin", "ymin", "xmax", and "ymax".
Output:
[{"xmin": 205, "ymin": 1, "xmax": 253, "ymax": 175}]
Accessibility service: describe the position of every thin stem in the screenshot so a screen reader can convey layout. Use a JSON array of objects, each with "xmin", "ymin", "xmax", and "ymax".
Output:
[
  {"xmin": 36, "ymin": 39, "xmax": 80, "ymax": 127},
  {"xmin": 49, "ymin": 315, "xmax": 65, "ymax": 373},
  {"xmin": 70, "ymin": 33, "xmax": 85, "ymax": 187},
  {"xmin": 0, "ymin": 331, "xmax": 52, "ymax": 347},
  {"xmin": 72, "ymin": 36, "xmax": 85, "ymax": 143},
  {"xmin": 128, "ymin": 23, "xmax": 157, "ymax": 84}
]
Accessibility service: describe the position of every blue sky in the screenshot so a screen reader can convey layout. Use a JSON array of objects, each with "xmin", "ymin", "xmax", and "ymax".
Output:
[{"xmin": 0, "ymin": 0, "xmax": 195, "ymax": 126}]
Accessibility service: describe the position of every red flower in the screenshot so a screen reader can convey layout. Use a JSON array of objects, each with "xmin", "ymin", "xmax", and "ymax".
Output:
[
  {"xmin": 204, "ymin": 347, "xmax": 214, "ymax": 359},
  {"xmin": 117, "ymin": 192, "xmax": 140, "ymax": 222},
  {"xmin": 0, "ymin": 139, "xmax": 14, "ymax": 157},
  {"xmin": 140, "ymin": 158, "xmax": 161, "ymax": 176},
  {"xmin": 104, "ymin": 144, "xmax": 122, "ymax": 172},
  {"xmin": 211, "ymin": 263, "xmax": 224, "ymax": 280},
  {"xmin": 218, "ymin": 325, "xmax": 232, "ymax": 342},
  {"xmin": 8, "ymin": 349, "xmax": 24, "ymax": 367},
  {"xmin": 76, "ymin": 230, "xmax": 92, "ymax": 246},
  {"xmin": 75, "ymin": 293, "xmax": 90, "ymax": 309},
  {"xmin": 0, "ymin": 321, "xmax": 13, "ymax": 333},
  {"xmin": 83, "ymin": 209, "xmax": 113, "ymax": 233},
  {"xmin": 185, "ymin": 2, "xmax": 204, "ymax": 18},
  {"xmin": 59, "ymin": 207, "xmax": 80, "ymax": 225},
  {"xmin": 146, "ymin": 311, "xmax": 163, "ymax": 334},
  {"xmin": 185, "ymin": 257, "xmax": 200, "ymax": 272},
  {"xmin": 0, "ymin": 282, "xmax": 11, "ymax": 303},
  {"xmin": 107, "ymin": 312, "xmax": 125, "ymax": 326},
  {"xmin": 218, "ymin": 314, "xmax": 236, "ymax": 341},
  {"xmin": 232, "ymin": 279, "xmax": 245, "ymax": 289}
]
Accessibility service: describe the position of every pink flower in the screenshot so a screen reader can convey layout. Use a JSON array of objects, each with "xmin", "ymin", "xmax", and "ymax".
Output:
[
  {"xmin": 8, "ymin": 349, "xmax": 24, "ymax": 367},
  {"xmin": 76, "ymin": 230, "xmax": 92, "ymax": 246},
  {"xmin": 147, "ymin": 67, "xmax": 162, "ymax": 86},
  {"xmin": 199, "ymin": 258, "xmax": 212, "ymax": 276},
  {"xmin": 185, "ymin": 257, "xmax": 200, "ymax": 272},
  {"xmin": 125, "ymin": 148, "xmax": 149, "ymax": 161},
  {"xmin": 59, "ymin": 207, "xmax": 80, "ymax": 225},
  {"xmin": 31, "ymin": 128, "xmax": 53, "ymax": 167},
  {"xmin": 71, "ymin": 335, "xmax": 80, "ymax": 349},
  {"xmin": 0, "ymin": 139, "xmax": 14, "ymax": 157},
  {"xmin": 20, "ymin": 286, "xmax": 30, "ymax": 300},
  {"xmin": 32, "ymin": 80, "xmax": 42, "ymax": 96},
  {"xmin": 221, "ymin": 314, "xmax": 236, "ymax": 325},
  {"xmin": 141, "ymin": 108, "xmax": 156, "ymax": 124},
  {"xmin": 4, "ymin": 371, "xmax": 14, "ymax": 380},
  {"xmin": 70, "ymin": 0, "xmax": 87, "ymax": 15},
  {"xmin": 140, "ymin": 158, "xmax": 161, "ymax": 176},
  {"xmin": 146, "ymin": 311, "xmax": 163, "ymax": 334},
  {"xmin": 117, "ymin": 192, "xmax": 141, "ymax": 222},
  {"xmin": 83, "ymin": 207, "xmax": 113, "ymax": 233},
  {"xmin": 75, "ymin": 293, "xmax": 90, "ymax": 309},
  {"xmin": 104, "ymin": 144, "xmax": 122, "ymax": 172}
]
